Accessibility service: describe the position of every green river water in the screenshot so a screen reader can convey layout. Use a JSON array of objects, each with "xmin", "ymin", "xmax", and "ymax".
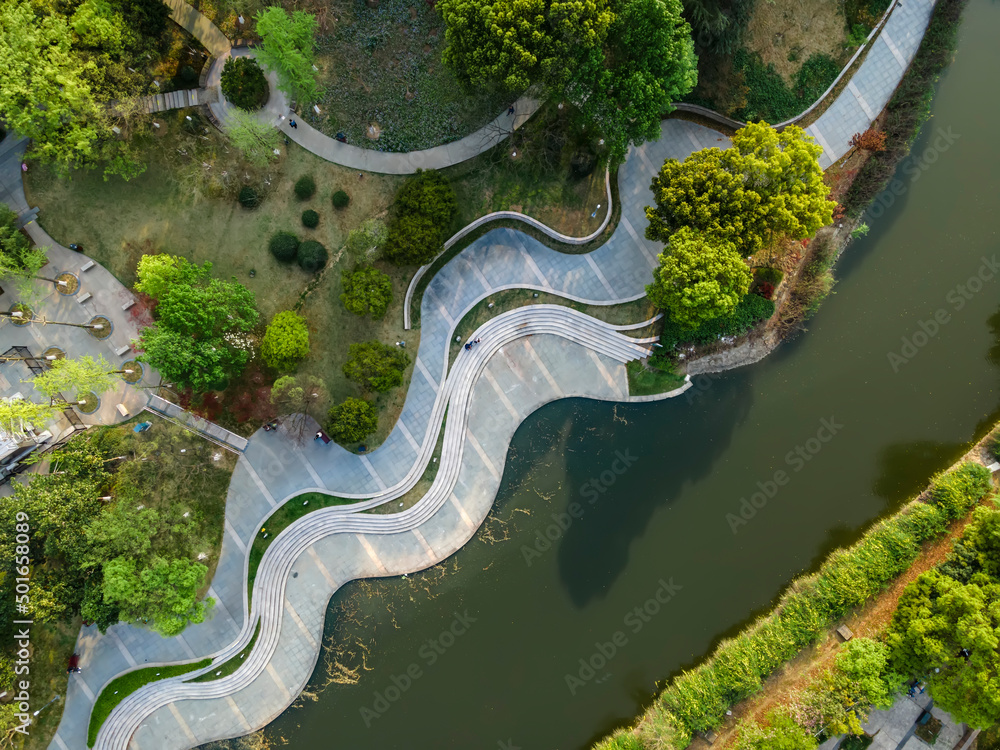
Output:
[{"xmin": 219, "ymin": 2, "xmax": 1000, "ymax": 747}]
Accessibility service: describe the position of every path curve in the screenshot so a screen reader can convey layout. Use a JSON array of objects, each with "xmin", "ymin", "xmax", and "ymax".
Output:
[{"xmin": 49, "ymin": 0, "xmax": 937, "ymax": 744}]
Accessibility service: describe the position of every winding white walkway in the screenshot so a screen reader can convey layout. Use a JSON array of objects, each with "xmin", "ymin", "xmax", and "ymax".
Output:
[{"xmin": 46, "ymin": 0, "xmax": 939, "ymax": 745}]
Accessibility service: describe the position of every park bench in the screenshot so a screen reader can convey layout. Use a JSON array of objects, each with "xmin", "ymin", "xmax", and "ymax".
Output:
[
  {"xmin": 80, "ymin": 260, "xmax": 95, "ymax": 272},
  {"xmin": 77, "ymin": 292, "xmax": 92, "ymax": 304}
]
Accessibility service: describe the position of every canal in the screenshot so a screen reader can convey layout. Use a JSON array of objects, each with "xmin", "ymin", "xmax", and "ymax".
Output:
[{"xmin": 222, "ymin": 1, "xmax": 1000, "ymax": 746}]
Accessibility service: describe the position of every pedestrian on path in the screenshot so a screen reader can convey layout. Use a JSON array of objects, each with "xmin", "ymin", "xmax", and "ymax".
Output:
[
  {"xmin": 507, "ymin": 105, "xmax": 515, "ymax": 116},
  {"xmin": 464, "ymin": 343, "xmax": 472, "ymax": 351},
  {"xmin": 290, "ymin": 119, "xmax": 298, "ymax": 129},
  {"xmin": 20, "ymin": 162, "xmax": 27, "ymax": 173}
]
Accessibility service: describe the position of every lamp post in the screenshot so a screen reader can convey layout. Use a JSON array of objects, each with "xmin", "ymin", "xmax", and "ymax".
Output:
[{"xmin": 33, "ymin": 694, "xmax": 60, "ymax": 718}]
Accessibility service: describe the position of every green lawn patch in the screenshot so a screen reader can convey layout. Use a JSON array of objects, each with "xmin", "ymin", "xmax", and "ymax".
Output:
[
  {"xmin": 187, "ymin": 619, "xmax": 261, "ymax": 683},
  {"xmin": 248, "ymin": 492, "xmax": 358, "ymax": 600},
  {"xmin": 88, "ymin": 659, "xmax": 211, "ymax": 746},
  {"xmin": 626, "ymin": 360, "xmax": 686, "ymax": 397}
]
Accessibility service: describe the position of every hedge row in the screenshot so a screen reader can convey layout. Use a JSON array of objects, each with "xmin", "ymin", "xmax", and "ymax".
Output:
[{"xmin": 596, "ymin": 461, "xmax": 992, "ymax": 749}]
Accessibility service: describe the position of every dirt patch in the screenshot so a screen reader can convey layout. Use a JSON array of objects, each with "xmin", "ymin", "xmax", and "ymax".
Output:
[{"xmin": 743, "ymin": 0, "xmax": 848, "ymax": 83}]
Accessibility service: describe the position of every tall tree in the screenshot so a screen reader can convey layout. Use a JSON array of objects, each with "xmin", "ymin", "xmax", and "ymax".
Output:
[
  {"xmin": 31, "ymin": 355, "xmax": 118, "ymax": 402},
  {"xmin": 342, "ymin": 341, "xmax": 410, "ymax": 393},
  {"xmin": 0, "ymin": 398, "xmax": 59, "ymax": 438},
  {"xmin": 261, "ymin": 311, "xmax": 310, "ymax": 371},
  {"xmin": 224, "ymin": 107, "xmax": 282, "ymax": 167},
  {"xmin": 565, "ymin": 0, "xmax": 697, "ymax": 159},
  {"xmin": 0, "ymin": 206, "xmax": 48, "ymax": 297},
  {"xmin": 253, "ymin": 7, "xmax": 319, "ymax": 102},
  {"xmin": 646, "ymin": 227, "xmax": 751, "ymax": 327},
  {"xmin": 102, "ymin": 556, "xmax": 213, "ymax": 637}
]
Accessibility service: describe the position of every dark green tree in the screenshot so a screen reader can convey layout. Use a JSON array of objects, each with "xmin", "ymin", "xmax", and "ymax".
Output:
[
  {"xmin": 220, "ymin": 56, "xmax": 269, "ymax": 111},
  {"xmin": 342, "ymin": 341, "xmax": 410, "ymax": 393},
  {"xmin": 327, "ymin": 397, "xmax": 378, "ymax": 444},
  {"xmin": 384, "ymin": 171, "xmax": 458, "ymax": 265},
  {"xmin": 340, "ymin": 267, "xmax": 393, "ymax": 319}
]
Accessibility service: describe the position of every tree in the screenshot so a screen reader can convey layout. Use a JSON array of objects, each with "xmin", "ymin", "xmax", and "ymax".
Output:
[
  {"xmin": 225, "ymin": 107, "xmax": 281, "ymax": 167},
  {"xmin": 0, "ymin": 206, "xmax": 48, "ymax": 296},
  {"xmin": 327, "ymin": 397, "xmax": 377, "ymax": 444},
  {"xmin": 341, "ymin": 267, "xmax": 393, "ymax": 319},
  {"xmin": 137, "ymin": 267, "xmax": 259, "ymax": 391},
  {"xmin": 102, "ymin": 556, "xmax": 213, "ymax": 637},
  {"xmin": 261, "ymin": 311, "xmax": 310, "ymax": 371},
  {"xmin": 0, "ymin": 1, "xmax": 103, "ymax": 172},
  {"xmin": 345, "ymin": 218, "xmax": 388, "ymax": 265},
  {"xmin": 0, "ymin": 398, "xmax": 58, "ymax": 438},
  {"xmin": 565, "ymin": 0, "xmax": 697, "ymax": 160},
  {"xmin": 384, "ymin": 171, "xmax": 458, "ymax": 265},
  {"xmin": 220, "ymin": 56, "xmax": 269, "ymax": 111},
  {"xmin": 734, "ymin": 710, "xmax": 817, "ymax": 750},
  {"xmin": 811, "ymin": 638, "xmax": 903, "ymax": 735},
  {"xmin": 31, "ymin": 355, "xmax": 119, "ymax": 401},
  {"xmin": 888, "ymin": 569, "xmax": 1000, "ymax": 729},
  {"xmin": 645, "ymin": 123, "xmax": 834, "ymax": 255},
  {"xmin": 646, "ymin": 227, "xmax": 751, "ymax": 328},
  {"xmin": 342, "ymin": 341, "xmax": 410, "ymax": 393},
  {"xmin": 439, "ymin": 0, "xmax": 613, "ymax": 92},
  {"xmin": 253, "ymin": 7, "xmax": 319, "ymax": 102},
  {"xmin": 134, "ymin": 254, "xmax": 204, "ymax": 299},
  {"xmin": 270, "ymin": 373, "xmax": 328, "ymax": 441}
]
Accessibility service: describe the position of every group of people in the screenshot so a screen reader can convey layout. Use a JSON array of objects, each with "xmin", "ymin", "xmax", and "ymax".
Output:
[{"xmin": 463, "ymin": 337, "xmax": 482, "ymax": 351}]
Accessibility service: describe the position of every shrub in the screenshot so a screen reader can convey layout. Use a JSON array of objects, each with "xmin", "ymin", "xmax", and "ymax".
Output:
[
  {"xmin": 294, "ymin": 175, "xmax": 316, "ymax": 200},
  {"xmin": 658, "ymin": 294, "xmax": 775, "ymax": 350},
  {"xmin": 383, "ymin": 170, "xmax": 458, "ymax": 265},
  {"xmin": 301, "ymin": 209, "xmax": 319, "ymax": 228},
  {"xmin": 269, "ymin": 231, "xmax": 299, "ymax": 262},
  {"xmin": 988, "ymin": 431, "xmax": 1000, "ymax": 461},
  {"xmin": 178, "ymin": 64, "xmax": 199, "ymax": 86},
  {"xmin": 238, "ymin": 186, "xmax": 260, "ymax": 209},
  {"xmin": 342, "ymin": 341, "xmax": 409, "ymax": 392},
  {"xmin": 755, "ymin": 267, "xmax": 784, "ymax": 285},
  {"xmin": 297, "ymin": 240, "xmax": 328, "ymax": 273},
  {"xmin": 220, "ymin": 56, "xmax": 269, "ymax": 111},
  {"xmin": 927, "ymin": 461, "xmax": 992, "ymax": 519},
  {"xmin": 850, "ymin": 128, "xmax": 887, "ymax": 152},
  {"xmin": 331, "ymin": 190, "xmax": 350, "ymax": 209},
  {"xmin": 261, "ymin": 311, "xmax": 310, "ymax": 371},
  {"xmin": 327, "ymin": 397, "xmax": 377, "ymax": 444},
  {"xmin": 341, "ymin": 267, "xmax": 392, "ymax": 319}
]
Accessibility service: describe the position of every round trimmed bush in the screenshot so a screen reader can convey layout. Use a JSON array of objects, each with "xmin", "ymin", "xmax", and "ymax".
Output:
[
  {"xmin": 294, "ymin": 175, "xmax": 316, "ymax": 200},
  {"xmin": 331, "ymin": 190, "xmax": 350, "ymax": 209},
  {"xmin": 327, "ymin": 397, "xmax": 377, "ymax": 445},
  {"xmin": 301, "ymin": 209, "xmax": 319, "ymax": 229},
  {"xmin": 238, "ymin": 186, "xmax": 260, "ymax": 209},
  {"xmin": 297, "ymin": 240, "xmax": 328, "ymax": 273},
  {"xmin": 269, "ymin": 231, "xmax": 299, "ymax": 262},
  {"xmin": 220, "ymin": 56, "xmax": 269, "ymax": 111}
]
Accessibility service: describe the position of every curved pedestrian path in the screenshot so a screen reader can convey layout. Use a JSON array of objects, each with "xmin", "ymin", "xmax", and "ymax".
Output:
[{"xmin": 50, "ymin": 0, "xmax": 936, "ymax": 745}]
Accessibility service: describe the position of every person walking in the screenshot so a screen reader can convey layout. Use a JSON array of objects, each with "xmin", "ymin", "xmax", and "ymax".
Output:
[{"xmin": 290, "ymin": 119, "xmax": 298, "ymax": 129}]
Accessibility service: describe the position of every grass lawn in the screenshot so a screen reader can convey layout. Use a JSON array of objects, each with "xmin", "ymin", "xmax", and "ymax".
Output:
[
  {"xmin": 188, "ymin": 619, "xmax": 261, "ymax": 683},
  {"xmin": 87, "ymin": 659, "xmax": 212, "ymax": 747},
  {"xmin": 626, "ymin": 359, "xmax": 686, "ymax": 396},
  {"xmin": 247, "ymin": 492, "xmax": 357, "ymax": 598}
]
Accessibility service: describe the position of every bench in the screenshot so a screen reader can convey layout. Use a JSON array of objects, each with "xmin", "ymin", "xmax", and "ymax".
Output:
[
  {"xmin": 77, "ymin": 292, "xmax": 92, "ymax": 304},
  {"xmin": 80, "ymin": 260, "xmax": 95, "ymax": 272},
  {"xmin": 121, "ymin": 299, "xmax": 135, "ymax": 311},
  {"xmin": 115, "ymin": 345, "xmax": 131, "ymax": 356},
  {"xmin": 116, "ymin": 404, "xmax": 130, "ymax": 417}
]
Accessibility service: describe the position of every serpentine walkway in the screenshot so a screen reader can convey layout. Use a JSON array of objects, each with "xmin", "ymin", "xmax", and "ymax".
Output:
[{"xmin": 50, "ymin": 0, "xmax": 936, "ymax": 745}]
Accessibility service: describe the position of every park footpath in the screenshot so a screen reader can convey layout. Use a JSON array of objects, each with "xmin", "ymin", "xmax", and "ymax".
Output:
[{"xmin": 54, "ymin": 0, "xmax": 939, "ymax": 744}]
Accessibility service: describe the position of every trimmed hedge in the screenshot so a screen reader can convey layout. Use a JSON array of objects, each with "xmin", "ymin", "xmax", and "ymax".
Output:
[
  {"xmin": 332, "ymin": 190, "xmax": 350, "ymax": 208},
  {"xmin": 297, "ymin": 240, "xmax": 328, "ymax": 273},
  {"xmin": 301, "ymin": 209, "xmax": 319, "ymax": 228},
  {"xmin": 609, "ymin": 459, "xmax": 992, "ymax": 748},
  {"xmin": 658, "ymin": 293, "xmax": 775, "ymax": 350},
  {"xmin": 294, "ymin": 175, "xmax": 316, "ymax": 200},
  {"xmin": 238, "ymin": 186, "xmax": 260, "ymax": 209},
  {"xmin": 269, "ymin": 231, "xmax": 299, "ymax": 262}
]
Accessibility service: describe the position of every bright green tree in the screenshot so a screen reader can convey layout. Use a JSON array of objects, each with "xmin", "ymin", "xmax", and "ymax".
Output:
[
  {"xmin": 0, "ymin": 206, "xmax": 48, "ymax": 296},
  {"xmin": 888, "ymin": 569, "xmax": 1000, "ymax": 729},
  {"xmin": 261, "ymin": 311, "xmax": 310, "ymax": 371},
  {"xmin": 812, "ymin": 637, "xmax": 903, "ymax": 735},
  {"xmin": 0, "ymin": 1, "xmax": 103, "ymax": 172},
  {"xmin": 134, "ymin": 254, "xmax": 205, "ymax": 299},
  {"xmin": 327, "ymin": 397, "xmax": 378, "ymax": 445},
  {"xmin": 734, "ymin": 710, "xmax": 817, "ymax": 750},
  {"xmin": 342, "ymin": 341, "xmax": 410, "ymax": 393},
  {"xmin": 439, "ymin": 0, "xmax": 613, "ymax": 91},
  {"xmin": 102, "ymin": 556, "xmax": 213, "ymax": 636},
  {"xmin": 341, "ymin": 267, "xmax": 393, "ymax": 319},
  {"xmin": 565, "ymin": 0, "xmax": 697, "ymax": 159},
  {"xmin": 0, "ymin": 398, "xmax": 58, "ymax": 438},
  {"xmin": 31, "ymin": 355, "xmax": 118, "ymax": 401},
  {"xmin": 253, "ymin": 7, "xmax": 318, "ymax": 102},
  {"xmin": 224, "ymin": 107, "xmax": 282, "ymax": 167},
  {"xmin": 646, "ymin": 227, "xmax": 751, "ymax": 327}
]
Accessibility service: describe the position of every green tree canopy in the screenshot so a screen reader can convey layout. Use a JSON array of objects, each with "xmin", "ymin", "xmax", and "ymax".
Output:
[
  {"xmin": 341, "ymin": 267, "xmax": 393, "ymax": 319},
  {"xmin": 0, "ymin": 206, "xmax": 47, "ymax": 295},
  {"xmin": 734, "ymin": 710, "xmax": 817, "ymax": 750},
  {"xmin": 888, "ymin": 568, "xmax": 1000, "ymax": 728},
  {"xmin": 342, "ymin": 341, "xmax": 410, "ymax": 393},
  {"xmin": 254, "ymin": 7, "xmax": 318, "ymax": 102},
  {"xmin": 31, "ymin": 354, "xmax": 118, "ymax": 401},
  {"xmin": 645, "ymin": 122, "xmax": 834, "ymax": 255},
  {"xmin": 102, "ymin": 556, "xmax": 213, "ymax": 637},
  {"xmin": 224, "ymin": 107, "xmax": 282, "ymax": 167},
  {"xmin": 565, "ymin": 0, "xmax": 697, "ymax": 159},
  {"xmin": 327, "ymin": 397, "xmax": 378, "ymax": 445},
  {"xmin": 134, "ymin": 253, "xmax": 206, "ymax": 299},
  {"xmin": 384, "ymin": 170, "xmax": 458, "ymax": 266},
  {"xmin": 0, "ymin": 398, "xmax": 58, "ymax": 438},
  {"xmin": 261, "ymin": 310, "xmax": 310, "ymax": 371},
  {"xmin": 646, "ymin": 227, "xmax": 751, "ymax": 328},
  {"xmin": 345, "ymin": 218, "xmax": 388, "ymax": 265}
]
